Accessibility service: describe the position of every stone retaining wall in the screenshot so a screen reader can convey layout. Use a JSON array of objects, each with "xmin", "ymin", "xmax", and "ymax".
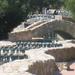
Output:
[
  {"xmin": 46, "ymin": 47, "xmax": 75, "ymax": 62},
  {"xmin": 27, "ymin": 60, "xmax": 55, "ymax": 75},
  {"xmin": 9, "ymin": 30, "xmax": 32, "ymax": 40}
]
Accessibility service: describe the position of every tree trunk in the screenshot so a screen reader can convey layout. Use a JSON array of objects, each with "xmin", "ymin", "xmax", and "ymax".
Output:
[{"xmin": 38, "ymin": 6, "xmax": 42, "ymax": 14}]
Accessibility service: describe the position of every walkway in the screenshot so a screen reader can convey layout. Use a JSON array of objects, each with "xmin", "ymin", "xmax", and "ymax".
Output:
[
  {"xmin": 54, "ymin": 60, "xmax": 75, "ymax": 75},
  {"xmin": 26, "ymin": 21, "xmax": 46, "ymax": 30}
]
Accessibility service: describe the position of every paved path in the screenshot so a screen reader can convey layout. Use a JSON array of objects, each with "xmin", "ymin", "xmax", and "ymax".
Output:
[{"xmin": 54, "ymin": 60, "xmax": 75, "ymax": 75}]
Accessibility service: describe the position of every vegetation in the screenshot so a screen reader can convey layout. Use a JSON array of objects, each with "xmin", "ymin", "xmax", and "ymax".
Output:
[
  {"xmin": 65, "ymin": 0, "xmax": 75, "ymax": 19},
  {"xmin": 0, "ymin": 0, "xmax": 29, "ymax": 40},
  {"xmin": 30, "ymin": 0, "xmax": 66, "ymax": 14}
]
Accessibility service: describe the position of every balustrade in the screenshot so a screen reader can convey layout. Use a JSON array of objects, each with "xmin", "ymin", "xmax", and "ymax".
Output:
[{"xmin": 0, "ymin": 41, "xmax": 62, "ymax": 65}]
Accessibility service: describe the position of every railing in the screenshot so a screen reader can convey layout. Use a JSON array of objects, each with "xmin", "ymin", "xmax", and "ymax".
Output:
[
  {"xmin": 56, "ymin": 10, "xmax": 72, "ymax": 18},
  {"xmin": 0, "ymin": 41, "xmax": 62, "ymax": 65},
  {"xmin": 27, "ymin": 14, "xmax": 62, "ymax": 21},
  {"xmin": 27, "ymin": 14, "xmax": 55, "ymax": 19},
  {"xmin": 28, "ymin": 10, "xmax": 72, "ymax": 19}
]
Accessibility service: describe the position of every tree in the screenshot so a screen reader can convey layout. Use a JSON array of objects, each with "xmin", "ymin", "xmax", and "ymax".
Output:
[
  {"xmin": 29, "ymin": 0, "xmax": 37, "ymax": 14},
  {"xmin": 30, "ymin": 0, "xmax": 67, "ymax": 14},
  {"xmin": 65, "ymin": 0, "xmax": 75, "ymax": 19},
  {"xmin": 0, "ymin": 0, "xmax": 29, "ymax": 40},
  {"xmin": 36, "ymin": 0, "xmax": 50, "ymax": 13},
  {"xmin": 30, "ymin": 0, "xmax": 51, "ymax": 14},
  {"xmin": 0, "ymin": 0, "xmax": 8, "ymax": 18}
]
